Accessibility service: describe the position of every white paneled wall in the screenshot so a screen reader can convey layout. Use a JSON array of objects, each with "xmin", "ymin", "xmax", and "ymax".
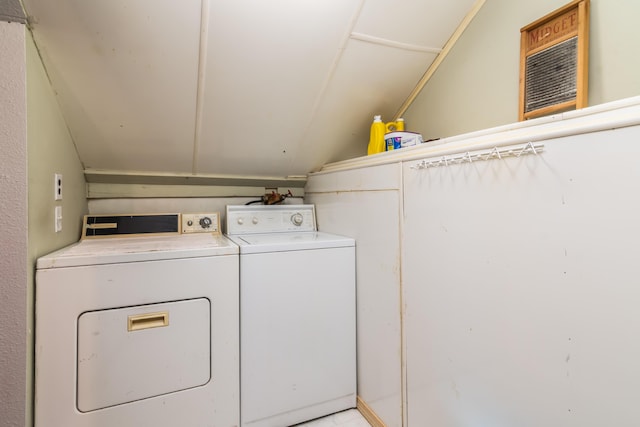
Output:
[
  {"xmin": 306, "ymin": 163, "xmax": 404, "ymax": 427},
  {"xmin": 403, "ymin": 125, "xmax": 640, "ymax": 426},
  {"xmin": 308, "ymin": 98, "xmax": 640, "ymax": 426}
]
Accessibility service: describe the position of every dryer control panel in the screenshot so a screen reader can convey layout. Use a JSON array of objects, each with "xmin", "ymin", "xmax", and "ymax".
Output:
[
  {"xmin": 181, "ymin": 213, "xmax": 220, "ymax": 234},
  {"xmin": 82, "ymin": 213, "xmax": 221, "ymax": 239},
  {"xmin": 226, "ymin": 205, "xmax": 316, "ymax": 235}
]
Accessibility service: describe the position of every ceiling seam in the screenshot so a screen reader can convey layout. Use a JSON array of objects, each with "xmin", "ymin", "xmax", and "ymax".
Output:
[
  {"xmin": 289, "ymin": 0, "xmax": 367, "ymax": 171},
  {"xmin": 349, "ymin": 32, "xmax": 441, "ymax": 54},
  {"xmin": 191, "ymin": 0, "xmax": 210, "ymax": 175},
  {"xmin": 393, "ymin": 0, "xmax": 487, "ymax": 120}
]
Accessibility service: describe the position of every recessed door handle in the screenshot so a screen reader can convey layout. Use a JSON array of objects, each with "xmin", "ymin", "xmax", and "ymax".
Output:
[{"xmin": 127, "ymin": 311, "xmax": 169, "ymax": 331}]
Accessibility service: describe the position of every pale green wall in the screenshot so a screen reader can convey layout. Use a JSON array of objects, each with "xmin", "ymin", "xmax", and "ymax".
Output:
[
  {"xmin": 26, "ymin": 31, "xmax": 88, "ymax": 426},
  {"xmin": 403, "ymin": 0, "xmax": 640, "ymax": 140}
]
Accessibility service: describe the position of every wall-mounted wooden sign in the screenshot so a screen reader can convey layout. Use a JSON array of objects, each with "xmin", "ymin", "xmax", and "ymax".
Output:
[{"xmin": 519, "ymin": 0, "xmax": 589, "ymax": 120}]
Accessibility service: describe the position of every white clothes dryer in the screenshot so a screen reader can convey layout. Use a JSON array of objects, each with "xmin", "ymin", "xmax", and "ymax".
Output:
[
  {"xmin": 225, "ymin": 205, "xmax": 356, "ymax": 427},
  {"xmin": 35, "ymin": 213, "xmax": 239, "ymax": 427}
]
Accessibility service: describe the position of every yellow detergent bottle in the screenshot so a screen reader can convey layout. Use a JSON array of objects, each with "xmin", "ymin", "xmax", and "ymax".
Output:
[
  {"xmin": 385, "ymin": 118, "xmax": 405, "ymax": 133},
  {"xmin": 367, "ymin": 115, "xmax": 386, "ymax": 155}
]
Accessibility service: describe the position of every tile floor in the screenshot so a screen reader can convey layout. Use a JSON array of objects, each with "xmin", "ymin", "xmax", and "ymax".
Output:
[{"xmin": 293, "ymin": 409, "xmax": 371, "ymax": 427}]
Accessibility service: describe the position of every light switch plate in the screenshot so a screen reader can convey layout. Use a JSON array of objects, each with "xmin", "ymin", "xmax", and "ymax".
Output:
[{"xmin": 54, "ymin": 206, "xmax": 63, "ymax": 232}]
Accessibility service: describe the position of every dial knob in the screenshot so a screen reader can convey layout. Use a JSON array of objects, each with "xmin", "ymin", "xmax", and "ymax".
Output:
[
  {"xmin": 199, "ymin": 216, "xmax": 212, "ymax": 229},
  {"xmin": 291, "ymin": 213, "xmax": 304, "ymax": 226},
  {"xmin": 237, "ymin": 217, "xmax": 244, "ymax": 225},
  {"xmin": 252, "ymin": 217, "xmax": 259, "ymax": 225},
  {"xmin": 187, "ymin": 220, "xmax": 193, "ymax": 226}
]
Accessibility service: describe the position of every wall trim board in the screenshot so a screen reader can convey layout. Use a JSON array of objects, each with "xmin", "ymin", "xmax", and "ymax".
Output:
[
  {"xmin": 315, "ymin": 95, "xmax": 640, "ymax": 174},
  {"xmin": 84, "ymin": 169, "xmax": 307, "ymax": 189},
  {"xmin": 357, "ymin": 396, "xmax": 387, "ymax": 427},
  {"xmin": 86, "ymin": 183, "xmax": 304, "ymax": 199},
  {"xmin": 0, "ymin": 0, "xmax": 25, "ymax": 23}
]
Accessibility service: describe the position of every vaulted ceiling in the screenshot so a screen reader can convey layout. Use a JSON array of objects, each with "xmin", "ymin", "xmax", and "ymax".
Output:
[{"xmin": 22, "ymin": 0, "xmax": 480, "ymax": 183}]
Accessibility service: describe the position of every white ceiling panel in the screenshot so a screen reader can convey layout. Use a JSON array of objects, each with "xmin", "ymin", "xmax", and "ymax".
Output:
[
  {"xmin": 294, "ymin": 39, "xmax": 439, "ymax": 170},
  {"xmin": 21, "ymin": 0, "xmax": 482, "ymax": 184},
  {"xmin": 195, "ymin": 0, "xmax": 362, "ymax": 177},
  {"xmin": 354, "ymin": 0, "xmax": 478, "ymax": 47},
  {"xmin": 24, "ymin": 0, "xmax": 202, "ymax": 172}
]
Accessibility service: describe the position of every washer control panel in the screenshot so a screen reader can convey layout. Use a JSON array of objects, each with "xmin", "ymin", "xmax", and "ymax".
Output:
[
  {"xmin": 181, "ymin": 213, "xmax": 220, "ymax": 234},
  {"xmin": 226, "ymin": 205, "xmax": 316, "ymax": 235}
]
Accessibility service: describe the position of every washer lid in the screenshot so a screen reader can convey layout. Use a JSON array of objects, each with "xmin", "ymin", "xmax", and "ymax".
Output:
[
  {"xmin": 227, "ymin": 231, "xmax": 354, "ymax": 254},
  {"xmin": 36, "ymin": 234, "xmax": 238, "ymax": 269}
]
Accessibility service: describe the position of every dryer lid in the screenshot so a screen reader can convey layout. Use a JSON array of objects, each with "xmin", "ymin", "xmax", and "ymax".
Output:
[{"xmin": 36, "ymin": 234, "xmax": 238, "ymax": 269}]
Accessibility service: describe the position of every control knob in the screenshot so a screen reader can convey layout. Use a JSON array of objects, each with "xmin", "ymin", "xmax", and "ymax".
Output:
[
  {"xmin": 291, "ymin": 212, "xmax": 304, "ymax": 226},
  {"xmin": 199, "ymin": 216, "xmax": 212, "ymax": 229}
]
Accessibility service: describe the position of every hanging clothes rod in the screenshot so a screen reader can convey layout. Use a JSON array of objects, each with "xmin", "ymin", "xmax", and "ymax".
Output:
[{"xmin": 410, "ymin": 141, "xmax": 545, "ymax": 170}]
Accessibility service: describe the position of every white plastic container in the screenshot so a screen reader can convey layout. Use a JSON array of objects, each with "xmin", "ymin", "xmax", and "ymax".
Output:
[{"xmin": 385, "ymin": 131, "xmax": 423, "ymax": 151}]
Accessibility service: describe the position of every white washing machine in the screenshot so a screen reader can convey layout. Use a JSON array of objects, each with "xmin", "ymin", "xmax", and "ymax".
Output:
[
  {"xmin": 35, "ymin": 213, "xmax": 239, "ymax": 427},
  {"xmin": 225, "ymin": 204, "xmax": 356, "ymax": 427}
]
